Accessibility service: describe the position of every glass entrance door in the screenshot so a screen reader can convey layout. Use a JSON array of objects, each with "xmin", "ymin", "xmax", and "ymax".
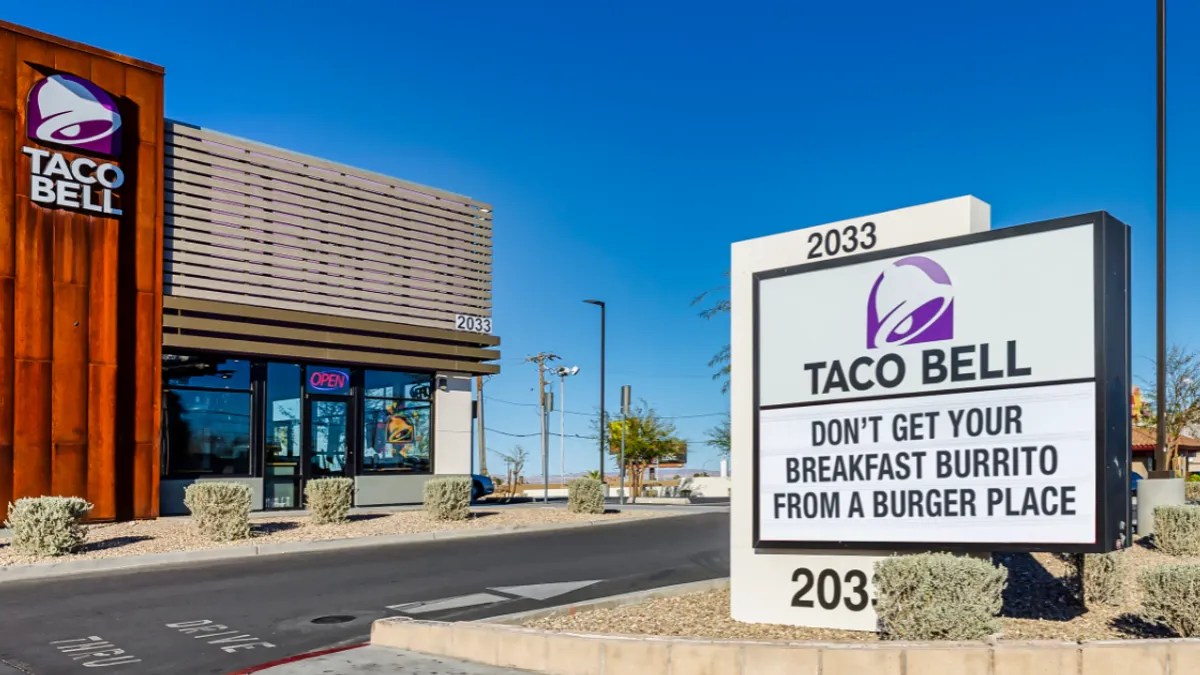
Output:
[{"xmin": 305, "ymin": 396, "xmax": 351, "ymax": 484}]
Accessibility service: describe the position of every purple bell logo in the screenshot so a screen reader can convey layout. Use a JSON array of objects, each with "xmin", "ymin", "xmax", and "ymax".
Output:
[
  {"xmin": 27, "ymin": 74, "xmax": 122, "ymax": 156},
  {"xmin": 866, "ymin": 256, "xmax": 953, "ymax": 349}
]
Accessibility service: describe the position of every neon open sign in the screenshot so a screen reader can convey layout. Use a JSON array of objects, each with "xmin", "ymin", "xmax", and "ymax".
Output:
[{"xmin": 309, "ymin": 369, "xmax": 350, "ymax": 392}]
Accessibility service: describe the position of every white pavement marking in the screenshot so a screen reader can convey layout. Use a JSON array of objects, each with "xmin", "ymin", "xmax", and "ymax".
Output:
[
  {"xmin": 165, "ymin": 619, "xmax": 277, "ymax": 654},
  {"xmin": 487, "ymin": 580, "xmax": 601, "ymax": 601},
  {"xmin": 387, "ymin": 592, "xmax": 510, "ymax": 614},
  {"xmin": 49, "ymin": 636, "xmax": 142, "ymax": 668}
]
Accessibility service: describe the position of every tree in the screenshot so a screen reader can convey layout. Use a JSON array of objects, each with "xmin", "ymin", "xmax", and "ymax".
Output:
[
  {"xmin": 706, "ymin": 416, "xmax": 730, "ymax": 458},
  {"xmin": 1142, "ymin": 345, "xmax": 1200, "ymax": 476},
  {"xmin": 691, "ymin": 273, "xmax": 730, "ymax": 393},
  {"xmin": 496, "ymin": 446, "xmax": 529, "ymax": 500},
  {"xmin": 605, "ymin": 403, "xmax": 682, "ymax": 498},
  {"xmin": 585, "ymin": 469, "xmax": 602, "ymax": 480}
]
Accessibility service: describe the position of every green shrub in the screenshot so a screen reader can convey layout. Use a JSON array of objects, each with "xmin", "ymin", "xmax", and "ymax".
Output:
[
  {"xmin": 567, "ymin": 478, "xmax": 605, "ymax": 514},
  {"xmin": 305, "ymin": 477, "xmax": 354, "ymax": 525},
  {"xmin": 1141, "ymin": 564, "xmax": 1200, "ymax": 637},
  {"xmin": 1187, "ymin": 482, "xmax": 1200, "ymax": 504},
  {"xmin": 1075, "ymin": 551, "xmax": 1128, "ymax": 606},
  {"xmin": 1154, "ymin": 505, "xmax": 1200, "ymax": 556},
  {"xmin": 873, "ymin": 553, "xmax": 1007, "ymax": 640},
  {"xmin": 424, "ymin": 477, "xmax": 471, "ymax": 521},
  {"xmin": 4, "ymin": 497, "xmax": 93, "ymax": 557},
  {"xmin": 1189, "ymin": 473, "xmax": 1200, "ymax": 482},
  {"xmin": 184, "ymin": 482, "xmax": 253, "ymax": 542}
]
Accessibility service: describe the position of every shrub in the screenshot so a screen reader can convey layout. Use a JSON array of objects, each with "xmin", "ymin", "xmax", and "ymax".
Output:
[
  {"xmin": 4, "ymin": 497, "xmax": 93, "ymax": 557},
  {"xmin": 184, "ymin": 482, "xmax": 253, "ymax": 542},
  {"xmin": 1154, "ymin": 505, "xmax": 1200, "ymax": 556},
  {"xmin": 1141, "ymin": 564, "xmax": 1200, "ymax": 637},
  {"xmin": 1189, "ymin": 473, "xmax": 1200, "ymax": 482},
  {"xmin": 873, "ymin": 553, "xmax": 1007, "ymax": 640},
  {"xmin": 1074, "ymin": 551, "xmax": 1128, "ymax": 606},
  {"xmin": 305, "ymin": 477, "xmax": 354, "ymax": 525},
  {"xmin": 567, "ymin": 478, "xmax": 605, "ymax": 514},
  {"xmin": 424, "ymin": 477, "xmax": 471, "ymax": 521},
  {"xmin": 1187, "ymin": 482, "xmax": 1200, "ymax": 504}
]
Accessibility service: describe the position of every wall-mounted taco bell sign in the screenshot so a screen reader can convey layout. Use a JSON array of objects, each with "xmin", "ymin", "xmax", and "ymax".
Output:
[
  {"xmin": 752, "ymin": 214, "xmax": 1130, "ymax": 554},
  {"xmin": 22, "ymin": 73, "xmax": 125, "ymax": 216}
]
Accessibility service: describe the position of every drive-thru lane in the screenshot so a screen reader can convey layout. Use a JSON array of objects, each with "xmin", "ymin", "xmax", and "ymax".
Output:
[{"xmin": 0, "ymin": 510, "xmax": 728, "ymax": 675}]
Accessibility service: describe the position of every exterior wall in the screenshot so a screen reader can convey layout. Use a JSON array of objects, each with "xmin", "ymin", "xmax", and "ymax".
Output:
[
  {"xmin": 0, "ymin": 21, "xmax": 164, "ymax": 522},
  {"xmin": 160, "ymin": 477, "xmax": 263, "ymax": 516},
  {"xmin": 163, "ymin": 122, "xmax": 492, "ymax": 330},
  {"xmin": 355, "ymin": 474, "xmax": 435, "ymax": 507},
  {"xmin": 434, "ymin": 373, "xmax": 473, "ymax": 475}
]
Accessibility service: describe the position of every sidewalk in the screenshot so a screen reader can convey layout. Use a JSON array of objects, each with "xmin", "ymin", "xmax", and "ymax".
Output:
[{"xmin": 233, "ymin": 644, "xmax": 531, "ymax": 675}]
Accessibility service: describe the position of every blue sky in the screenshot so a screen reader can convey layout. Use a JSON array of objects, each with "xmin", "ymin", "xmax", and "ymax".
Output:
[{"xmin": 12, "ymin": 0, "xmax": 1199, "ymax": 477}]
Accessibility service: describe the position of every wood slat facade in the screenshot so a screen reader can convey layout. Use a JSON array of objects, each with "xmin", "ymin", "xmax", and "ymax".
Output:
[
  {"xmin": 0, "ymin": 20, "xmax": 164, "ymax": 522},
  {"xmin": 164, "ymin": 122, "xmax": 494, "ymax": 331}
]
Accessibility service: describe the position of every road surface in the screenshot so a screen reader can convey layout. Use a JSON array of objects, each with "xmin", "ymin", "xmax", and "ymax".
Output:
[{"xmin": 0, "ymin": 510, "xmax": 729, "ymax": 675}]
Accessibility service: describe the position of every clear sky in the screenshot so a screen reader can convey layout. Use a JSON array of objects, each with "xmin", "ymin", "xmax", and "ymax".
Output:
[{"xmin": 12, "ymin": 0, "xmax": 1199, "ymax": 478}]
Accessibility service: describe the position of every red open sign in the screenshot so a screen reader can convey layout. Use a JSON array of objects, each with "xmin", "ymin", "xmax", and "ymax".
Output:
[{"xmin": 309, "ymin": 369, "xmax": 349, "ymax": 392}]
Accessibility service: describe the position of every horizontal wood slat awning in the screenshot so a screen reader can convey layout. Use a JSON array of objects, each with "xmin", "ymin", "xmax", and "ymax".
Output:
[{"xmin": 163, "ymin": 295, "xmax": 500, "ymax": 375}]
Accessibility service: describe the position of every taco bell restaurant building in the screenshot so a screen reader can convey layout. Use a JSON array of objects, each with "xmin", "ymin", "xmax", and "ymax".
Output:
[{"xmin": 0, "ymin": 21, "xmax": 499, "ymax": 521}]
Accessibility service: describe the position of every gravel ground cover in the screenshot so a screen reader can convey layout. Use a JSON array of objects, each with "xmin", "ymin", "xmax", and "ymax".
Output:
[
  {"xmin": 526, "ymin": 541, "xmax": 1198, "ymax": 642},
  {"xmin": 0, "ymin": 507, "xmax": 675, "ymax": 567}
]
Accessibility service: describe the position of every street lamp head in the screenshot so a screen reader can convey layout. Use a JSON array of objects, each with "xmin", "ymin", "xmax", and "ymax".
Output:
[
  {"xmin": 583, "ymin": 299, "xmax": 605, "ymax": 307},
  {"xmin": 570, "ymin": 366, "xmax": 580, "ymax": 376}
]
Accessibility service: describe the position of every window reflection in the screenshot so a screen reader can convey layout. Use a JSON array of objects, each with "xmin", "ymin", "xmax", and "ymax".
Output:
[
  {"xmin": 164, "ymin": 355, "xmax": 250, "ymax": 389},
  {"xmin": 162, "ymin": 389, "xmax": 252, "ymax": 475}
]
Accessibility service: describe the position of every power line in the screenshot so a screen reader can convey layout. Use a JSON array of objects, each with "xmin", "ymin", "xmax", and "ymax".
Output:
[
  {"xmin": 485, "ymin": 426, "xmax": 712, "ymax": 445},
  {"xmin": 483, "ymin": 396, "xmax": 727, "ymax": 420}
]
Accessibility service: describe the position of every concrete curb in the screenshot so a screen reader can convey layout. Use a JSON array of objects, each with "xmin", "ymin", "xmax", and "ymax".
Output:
[
  {"xmin": 370, "ymin": 617, "xmax": 1200, "ymax": 675},
  {"xmin": 0, "ymin": 512, "xmax": 697, "ymax": 585},
  {"xmin": 481, "ymin": 577, "xmax": 731, "ymax": 625}
]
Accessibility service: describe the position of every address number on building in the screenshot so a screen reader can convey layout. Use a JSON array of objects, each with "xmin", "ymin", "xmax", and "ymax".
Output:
[{"xmin": 455, "ymin": 315, "xmax": 493, "ymax": 334}]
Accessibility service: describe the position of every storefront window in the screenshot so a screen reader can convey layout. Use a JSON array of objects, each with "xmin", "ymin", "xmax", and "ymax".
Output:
[
  {"xmin": 264, "ymin": 363, "xmax": 302, "ymax": 508},
  {"xmin": 361, "ymin": 398, "xmax": 431, "ymax": 473},
  {"xmin": 164, "ymin": 355, "xmax": 250, "ymax": 389},
  {"xmin": 364, "ymin": 370, "xmax": 432, "ymax": 401},
  {"xmin": 162, "ymin": 389, "xmax": 252, "ymax": 475}
]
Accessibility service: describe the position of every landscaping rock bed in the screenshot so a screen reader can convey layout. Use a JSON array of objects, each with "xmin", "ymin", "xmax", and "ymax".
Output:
[
  {"xmin": 526, "ymin": 543, "xmax": 1200, "ymax": 642},
  {"xmin": 0, "ymin": 506, "xmax": 674, "ymax": 567}
]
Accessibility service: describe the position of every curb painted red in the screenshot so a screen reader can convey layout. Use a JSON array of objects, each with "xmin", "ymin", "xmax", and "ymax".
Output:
[{"xmin": 224, "ymin": 643, "xmax": 368, "ymax": 674}]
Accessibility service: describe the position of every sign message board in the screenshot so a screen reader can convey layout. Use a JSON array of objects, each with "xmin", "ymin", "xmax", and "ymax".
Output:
[{"xmin": 752, "ymin": 214, "xmax": 1130, "ymax": 552}]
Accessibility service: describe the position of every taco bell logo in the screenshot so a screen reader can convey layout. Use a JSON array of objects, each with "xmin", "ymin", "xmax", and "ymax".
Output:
[
  {"xmin": 866, "ymin": 256, "xmax": 953, "ymax": 349},
  {"xmin": 27, "ymin": 74, "xmax": 122, "ymax": 156}
]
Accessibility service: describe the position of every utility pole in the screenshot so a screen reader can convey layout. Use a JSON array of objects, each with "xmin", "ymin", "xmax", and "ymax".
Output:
[
  {"xmin": 476, "ymin": 375, "xmax": 488, "ymax": 477},
  {"xmin": 525, "ymin": 353, "xmax": 560, "ymax": 502}
]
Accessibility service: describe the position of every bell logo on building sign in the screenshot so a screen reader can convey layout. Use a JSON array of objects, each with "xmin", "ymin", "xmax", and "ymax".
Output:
[
  {"xmin": 22, "ymin": 73, "xmax": 125, "ymax": 216},
  {"xmin": 866, "ymin": 256, "xmax": 954, "ymax": 349},
  {"xmin": 28, "ymin": 74, "xmax": 123, "ymax": 155}
]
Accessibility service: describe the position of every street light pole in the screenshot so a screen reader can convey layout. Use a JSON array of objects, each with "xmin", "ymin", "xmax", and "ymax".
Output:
[
  {"xmin": 584, "ymin": 300, "xmax": 606, "ymax": 482},
  {"xmin": 1156, "ymin": 0, "xmax": 1168, "ymax": 476},
  {"xmin": 555, "ymin": 366, "xmax": 580, "ymax": 487}
]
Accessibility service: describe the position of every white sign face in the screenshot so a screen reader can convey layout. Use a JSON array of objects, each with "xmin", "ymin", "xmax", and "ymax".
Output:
[
  {"xmin": 730, "ymin": 196, "xmax": 992, "ymax": 631},
  {"xmin": 754, "ymin": 223, "xmax": 1100, "ymax": 548}
]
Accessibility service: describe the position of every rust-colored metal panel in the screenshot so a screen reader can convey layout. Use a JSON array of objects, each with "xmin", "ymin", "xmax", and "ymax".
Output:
[
  {"xmin": 134, "ymin": 143, "xmax": 157, "ymax": 293},
  {"xmin": 51, "ymin": 443, "xmax": 86, "ymax": 498},
  {"xmin": 1, "ymin": 23, "xmax": 164, "ymax": 521},
  {"xmin": 132, "ymin": 442, "xmax": 156, "ymax": 519},
  {"xmin": 87, "ymin": 362, "xmax": 116, "ymax": 520},
  {"xmin": 51, "ymin": 281, "xmax": 88, "ymax": 440},
  {"xmin": 52, "ymin": 211, "xmax": 89, "ymax": 284},
  {"xmin": 13, "ymin": 201, "xmax": 51, "ymax": 361},
  {"xmin": 0, "ymin": 31, "xmax": 15, "ymax": 113},
  {"xmin": 133, "ymin": 292, "xmax": 155, "ymax": 445},
  {"xmin": 0, "ymin": 276, "xmax": 12, "ymax": 518},
  {"xmin": 12, "ymin": 358, "xmax": 50, "ymax": 497},
  {"xmin": 88, "ymin": 217, "xmax": 118, "ymax": 365},
  {"xmin": 0, "ymin": 110, "xmax": 13, "ymax": 280}
]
